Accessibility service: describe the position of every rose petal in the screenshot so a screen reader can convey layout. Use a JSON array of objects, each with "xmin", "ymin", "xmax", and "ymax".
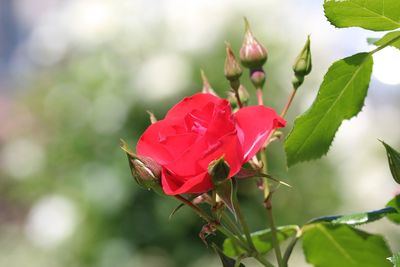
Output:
[
  {"xmin": 198, "ymin": 132, "xmax": 243, "ymax": 177},
  {"xmin": 234, "ymin": 106, "xmax": 286, "ymax": 161},
  {"xmin": 136, "ymin": 119, "xmax": 178, "ymax": 164},
  {"xmin": 161, "ymin": 169, "xmax": 212, "ymax": 195},
  {"xmin": 164, "ymin": 138, "xmax": 209, "ymax": 177},
  {"xmin": 165, "ymin": 93, "xmax": 221, "ymax": 120},
  {"xmin": 160, "ymin": 133, "xmax": 199, "ymax": 160},
  {"xmin": 205, "ymin": 100, "xmax": 236, "ymax": 141}
]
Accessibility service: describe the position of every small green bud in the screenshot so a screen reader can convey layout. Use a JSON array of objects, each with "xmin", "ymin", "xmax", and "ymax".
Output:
[
  {"xmin": 293, "ymin": 35, "xmax": 312, "ymax": 77},
  {"xmin": 224, "ymin": 42, "xmax": 242, "ymax": 82},
  {"xmin": 292, "ymin": 74, "xmax": 304, "ymax": 90},
  {"xmin": 239, "ymin": 18, "xmax": 268, "ymax": 69},
  {"xmin": 120, "ymin": 140, "xmax": 163, "ymax": 194},
  {"xmin": 208, "ymin": 156, "xmax": 230, "ymax": 185},
  {"xmin": 250, "ymin": 68, "xmax": 266, "ymax": 89}
]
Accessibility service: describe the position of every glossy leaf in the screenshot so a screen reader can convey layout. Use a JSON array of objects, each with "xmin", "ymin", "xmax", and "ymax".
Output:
[
  {"xmin": 386, "ymin": 195, "xmax": 400, "ymax": 224},
  {"xmin": 223, "ymin": 225, "xmax": 298, "ymax": 257},
  {"xmin": 381, "ymin": 141, "xmax": 400, "ymax": 184},
  {"xmin": 285, "ymin": 53, "xmax": 373, "ymax": 166},
  {"xmin": 388, "ymin": 252, "xmax": 400, "ymax": 267},
  {"xmin": 324, "ymin": 0, "xmax": 400, "ymax": 31},
  {"xmin": 308, "ymin": 207, "xmax": 398, "ymax": 226},
  {"xmin": 303, "ymin": 223, "xmax": 392, "ymax": 267},
  {"xmin": 373, "ymin": 31, "xmax": 400, "ymax": 50},
  {"xmin": 212, "ymin": 243, "xmax": 245, "ymax": 267}
]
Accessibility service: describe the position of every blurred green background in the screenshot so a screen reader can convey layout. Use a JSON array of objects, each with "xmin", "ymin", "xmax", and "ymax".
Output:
[{"xmin": 0, "ymin": 1, "xmax": 399, "ymax": 266}]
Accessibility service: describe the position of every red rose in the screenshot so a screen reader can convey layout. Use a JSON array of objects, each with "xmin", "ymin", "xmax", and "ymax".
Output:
[{"xmin": 137, "ymin": 93, "xmax": 285, "ymax": 195}]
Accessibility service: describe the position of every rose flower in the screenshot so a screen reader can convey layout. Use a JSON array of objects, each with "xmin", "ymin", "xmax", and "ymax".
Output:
[{"xmin": 137, "ymin": 93, "xmax": 285, "ymax": 195}]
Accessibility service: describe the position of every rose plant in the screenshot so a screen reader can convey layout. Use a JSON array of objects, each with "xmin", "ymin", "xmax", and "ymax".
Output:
[{"xmin": 122, "ymin": 1, "xmax": 400, "ymax": 266}]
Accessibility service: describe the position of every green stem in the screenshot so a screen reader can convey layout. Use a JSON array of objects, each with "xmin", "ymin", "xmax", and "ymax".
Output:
[
  {"xmin": 280, "ymin": 88, "xmax": 297, "ymax": 118},
  {"xmin": 370, "ymin": 34, "xmax": 400, "ymax": 55},
  {"xmin": 265, "ymin": 199, "xmax": 284, "ymax": 267},
  {"xmin": 221, "ymin": 211, "xmax": 247, "ymax": 245},
  {"xmin": 260, "ymin": 149, "xmax": 269, "ymax": 198},
  {"xmin": 259, "ymin": 151, "xmax": 284, "ymax": 267},
  {"xmin": 233, "ymin": 196, "xmax": 257, "ymax": 252},
  {"xmin": 254, "ymin": 253, "xmax": 275, "ymax": 267},
  {"xmin": 174, "ymin": 195, "xmax": 249, "ymax": 253},
  {"xmin": 282, "ymin": 234, "xmax": 300, "ymax": 267},
  {"xmin": 174, "ymin": 195, "xmax": 213, "ymax": 222}
]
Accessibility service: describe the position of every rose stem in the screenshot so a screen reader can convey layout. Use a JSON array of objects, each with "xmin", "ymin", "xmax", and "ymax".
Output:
[
  {"xmin": 232, "ymin": 196, "xmax": 257, "ymax": 252},
  {"xmin": 173, "ymin": 195, "xmax": 250, "ymax": 252},
  {"xmin": 174, "ymin": 195, "xmax": 213, "ymax": 221},
  {"xmin": 221, "ymin": 211, "xmax": 247, "ymax": 244},
  {"xmin": 282, "ymin": 228, "xmax": 302, "ymax": 267},
  {"xmin": 256, "ymin": 87, "xmax": 264, "ymax": 105},
  {"xmin": 259, "ymin": 86, "xmax": 300, "ymax": 266},
  {"xmin": 254, "ymin": 254, "xmax": 275, "ymax": 267},
  {"xmin": 280, "ymin": 87, "xmax": 297, "ymax": 118},
  {"xmin": 264, "ymin": 194, "xmax": 283, "ymax": 267},
  {"xmin": 260, "ymin": 149, "xmax": 283, "ymax": 267},
  {"xmin": 234, "ymin": 90, "xmax": 243, "ymax": 108}
]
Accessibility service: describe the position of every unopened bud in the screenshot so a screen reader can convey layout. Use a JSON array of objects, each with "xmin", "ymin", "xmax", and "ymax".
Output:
[
  {"xmin": 208, "ymin": 156, "xmax": 230, "ymax": 185},
  {"xmin": 293, "ymin": 35, "xmax": 312, "ymax": 77},
  {"xmin": 292, "ymin": 74, "xmax": 304, "ymax": 90},
  {"xmin": 200, "ymin": 69, "xmax": 218, "ymax": 96},
  {"xmin": 250, "ymin": 68, "xmax": 266, "ymax": 88},
  {"xmin": 224, "ymin": 42, "xmax": 242, "ymax": 82},
  {"xmin": 120, "ymin": 140, "xmax": 163, "ymax": 194},
  {"xmin": 239, "ymin": 18, "xmax": 268, "ymax": 69}
]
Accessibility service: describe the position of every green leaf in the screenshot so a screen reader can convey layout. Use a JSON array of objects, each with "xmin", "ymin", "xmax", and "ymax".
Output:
[
  {"xmin": 303, "ymin": 223, "xmax": 392, "ymax": 267},
  {"xmin": 223, "ymin": 225, "xmax": 298, "ymax": 257},
  {"xmin": 212, "ymin": 243, "xmax": 245, "ymax": 267},
  {"xmin": 388, "ymin": 252, "xmax": 400, "ymax": 267},
  {"xmin": 324, "ymin": 0, "xmax": 400, "ymax": 31},
  {"xmin": 381, "ymin": 141, "xmax": 400, "ymax": 184},
  {"xmin": 285, "ymin": 53, "xmax": 373, "ymax": 166},
  {"xmin": 308, "ymin": 207, "xmax": 398, "ymax": 226},
  {"xmin": 373, "ymin": 31, "xmax": 400, "ymax": 50},
  {"xmin": 386, "ymin": 195, "xmax": 400, "ymax": 224}
]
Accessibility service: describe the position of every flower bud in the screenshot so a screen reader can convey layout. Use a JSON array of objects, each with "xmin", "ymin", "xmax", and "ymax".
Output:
[
  {"xmin": 293, "ymin": 35, "xmax": 312, "ymax": 77},
  {"xmin": 224, "ymin": 42, "xmax": 242, "ymax": 82},
  {"xmin": 239, "ymin": 18, "xmax": 268, "ymax": 69},
  {"xmin": 292, "ymin": 74, "xmax": 304, "ymax": 90},
  {"xmin": 250, "ymin": 68, "xmax": 266, "ymax": 88},
  {"xmin": 201, "ymin": 69, "xmax": 218, "ymax": 96},
  {"xmin": 208, "ymin": 156, "xmax": 230, "ymax": 185},
  {"xmin": 120, "ymin": 140, "xmax": 163, "ymax": 194}
]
